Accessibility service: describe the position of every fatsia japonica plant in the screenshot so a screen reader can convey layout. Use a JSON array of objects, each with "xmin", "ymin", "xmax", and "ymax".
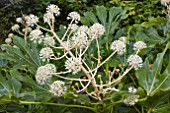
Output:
[{"xmin": 0, "ymin": 4, "xmax": 153, "ymax": 113}]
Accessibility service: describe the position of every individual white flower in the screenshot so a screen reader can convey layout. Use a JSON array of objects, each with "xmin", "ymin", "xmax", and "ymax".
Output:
[
  {"xmin": 8, "ymin": 33, "xmax": 14, "ymax": 38},
  {"xmin": 119, "ymin": 36, "xmax": 126, "ymax": 44},
  {"xmin": 5, "ymin": 38, "xmax": 12, "ymax": 44},
  {"xmin": 127, "ymin": 55, "xmax": 143, "ymax": 70},
  {"xmin": 24, "ymin": 14, "xmax": 39, "ymax": 27},
  {"xmin": 69, "ymin": 24, "xmax": 78, "ymax": 32},
  {"xmin": 30, "ymin": 29, "xmax": 43, "ymax": 43},
  {"xmin": 16, "ymin": 17, "xmax": 23, "ymax": 23},
  {"xmin": 39, "ymin": 47, "xmax": 54, "ymax": 62},
  {"xmin": 161, "ymin": 0, "xmax": 170, "ymax": 6},
  {"xmin": 133, "ymin": 41, "xmax": 147, "ymax": 51},
  {"xmin": 46, "ymin": 4, "xmax": 60, "ymax": 16},
  {"xmin": 67, "ymin": 12, "xmax": 80, "ymax": 23},
  {"xmin": 43, "ymin": 36, "xmax": 55, "ymax": 46},
  {"xmin": 43, "ymin": 12, "xmax": 55, "ymax": 25},
  {"xmin": 44, "ymin": 64, "xmax": 56, "ymax": 74},
  {"xmin": 11, "ymin": 24, "xmax": 20, "ymax": 31},
  {"xmin": 35, "ymin": 66, "xmax": 52, "ymax": 85},
  {"xmin": 88, "ymin": 23, "xmax": 105, "ymax": 39},
  {"xmin": 50, "ymin": 81, "xmax": 67, "ymax": 97},
  {"xmin": 123, "ymin": 95, "xmax": 139, "ymax": 106},
  {"xmin": 110, "ymin": 40, "xmax": 126, "ymax": 55},
  {"xmin": 71, "ymin": 31, "xmax": 88, "ymax": 48},
  {"xmin": 128, "ymin": 87, "xmax": 137, "ymax": 93},
  {"xmin": 65, "ymin": 57, "xmax": 82, "ymax": 74}
]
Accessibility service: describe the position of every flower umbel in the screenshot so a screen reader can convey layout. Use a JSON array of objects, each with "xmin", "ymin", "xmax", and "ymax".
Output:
[
  {"xmin": 35, "ymin": 64, "xmax": 56, "ymax": 85},
  {"xmin": 123, "ymin": 95, "xmax": 140, "ymax": 106},
  {"xmin": 43, "ymin": 36, "xmax": 55, "ymax": 46},
  {"xmin": 127, "ymin": 55, "xmax": 143, "ymax": 70},
  {"xmin": 128, "ymin": 87, "xmax": 137, "ymax": 93},
  {"xmin": 67, "ymin": 12, "xmax": 80, "ymax": 23},
  {"xmin": 88, "ymin": 23, "xmax": 105, "ymax": 39},
  {"xmin": 110, "ymin": 40, "xmax": 126, "ymax": 55},
  {"xmin": 133, "ymin": 41, "xmax": 147, "ymax": 51},
  {"xmin": 39, "ymin": 47, "xmax": 54, "ymax": 62},
  {"xmin": 24, "ymin": 14, "xmax": 39, "ymax": 27},
  {"xmin": 65, "ymin": 57, "xmax": 82, "ymax": 74},
  {"xmin": 30, "ymin": 29, "xmax": 43, "ymax": 43},
  {"xmin": 50, "ymin": 81, "xmax": 67, "ymax": 97},
  {"xmin": 46, "ymin": 4, "xmax": 60, "ymax": 16}
]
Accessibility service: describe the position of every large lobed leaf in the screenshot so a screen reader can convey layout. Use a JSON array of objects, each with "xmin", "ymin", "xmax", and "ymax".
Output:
[
  {"xmin": 135, "ymin": 42, "xmax": 170, "ymax": 96},
  {"xmin": 0, "ymin": 36, "xmax": 41, "ymax": 74}
]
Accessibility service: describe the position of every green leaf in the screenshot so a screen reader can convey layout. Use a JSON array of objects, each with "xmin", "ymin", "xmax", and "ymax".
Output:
[
  {"xmin": 83, "ymin": 12, "xmax": 98, "ymax": 24},
  {"xmin": 0, "ymin": 58, "xmax": 8, "ymax": 67},
  {"xmin": 135, "ymin": 42, "xmax": 170, "ymax": 96},
  {"xmin": 141, "ymin": 17, "xmax": 166, "ymax": 28},
  {"xmin": 96, "ymin": 6, "xmax": 107, "ymax": 26}
]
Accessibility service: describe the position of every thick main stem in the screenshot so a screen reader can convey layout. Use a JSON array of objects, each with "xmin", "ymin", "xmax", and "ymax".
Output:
[{"xmin": 51, "ymin": 30, "xmax": 101, "ymax": 100}]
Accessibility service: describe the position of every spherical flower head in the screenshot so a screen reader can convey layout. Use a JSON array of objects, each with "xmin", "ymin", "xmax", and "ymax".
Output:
[
  {"xmin": 133, "ymin": 41, "xmax": 147, "ymax": 51},
  {"xmin": 44, "ymin": 64, "xmax": 56, "ymax": 74},
  {"xmin": 88, "ymin": 23, "xmax": 105, "ymax": 39},
  {"xmin": 35, "ymin": 66, "xmax": 52, "ymax": 85},
  {"xmin": 43, "ymin": 36, "xmax": 55, "ymax": 46},
  {"xmin": 65, "ymin": 57, "xmax": 82, "ymax": 74},
  {"xmin": 67, "ymin": 12, "xmax": 80, "ymax": 23},
  {"xmin": 30, "ymin": 29, "xmax": 43, "ymax": 43},
  {"xmin": 123, "ymin": 95, "xmax": 139, "ymax": 106},
  {"xmin": 8, "ymin": 33, "xmax": 14, "ymax": 38},
  {"xmin": 71, "ymin": 31, "xmax": 88, "ymax": 49},
  {"xmin": 50, "ymin": 81, "xmax": 67, "ymax": 97},
  {"xmin": 39, "ymin": 47, "xmax": 54, "ymax": 62},
  {"xmin": 11, "ymin": 24, "xmax": 20, "ymax": 31},
  {"xmin": 16, "ymin": 17, "xmax": 23, "ymax": 23},
  {"xmin": 43, "ymin": 12, "xmax": 55, "ymax": 25},
  {"xmin": 5, "ymin": 38, "xmax": 12, "ymax": 44},
  {"xmin": 46, "ymin": 4, "xmax": 60, "ymax": 16},
  {"xmin": 127, "ymin": 55, "xmax": 143, "ymax": 70},
  {"xmin": 110, "ymin": 40, "xmax": 126, "ymax": 55},
  {"xmin": 161, "ymin": 0, "xmax": 170, "ymax": 6},
  {"xmin": 128, "ymin": 87, "xmax": 137, "ymax": 93},
  {"xmin": 24, "ymin": 14, "xmax": 39, "ymax": 27},
  {"xmin": 119, "ymin": 36, "xmax": 126, "ymax": 44}
]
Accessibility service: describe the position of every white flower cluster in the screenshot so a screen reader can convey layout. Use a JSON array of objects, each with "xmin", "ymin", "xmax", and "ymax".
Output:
[
  {"xmin": 110, "ymin": 39, "xmax": 126, "ymax": 55},
  {"xmin": 39, "ymin": 47, "xmax": 54, "ymax": 62},
  {"xmin": 67, "ymin": 12, "xmax": 80, "ymax": 23},
  {"xmin": 24, "ymin": 14, "xmax": 39, "ymax": 27},
  {"xmin": 123, "ymin": 95, "xmax": 139, "ymax": 106},
  {"xmin": 128, "ymin": 87, "xmax": 137, "ymax": 93},
  {"xmin": 46, "ymin": 4, "xmax": 60, "ymax": 16},
  {"xmin": 161, "ymin": 0, "xmax": 170, "ymax": 6},
  {"xmin": 65, "ymin": 57, "xmax": 82, "ymax": 74},
  {"xmin": 44, "ymin": 4, "xmax": 60, "ymax": 25},
  {"xmin": 43, "ymin": 35, "xmax": 55, "ymax": 46},
  {"xmin": 11, "ymin": 24, "xmax": 20, "ymax": 31},
  {"xmin": 30, "ymin": 29, "xmax": 43, "ymax": 43},
  {"xmin": 50, "ymin": 81, "xmax": 67, "ymax": 97},
  {"xmin": 5, "ymin": 33, "xmax": 14, "ymax": 44},
  {"xmin": 127, "ymin": 55, "xmax": 143, "ymax": 70},
  {"xmin": 35, "ymin": 64, "xmax": 56, "ymax": 85},
  {"xmin": 88, "ymin": 23, "xmax": 105, "ymax": 39},
  {"xmin": 133, "ymin": 41, "xmax": 147, "ymax": 51},
  {"xmin": 70, "ymin": 26, "xmax": 89, "ymax": 48}
]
